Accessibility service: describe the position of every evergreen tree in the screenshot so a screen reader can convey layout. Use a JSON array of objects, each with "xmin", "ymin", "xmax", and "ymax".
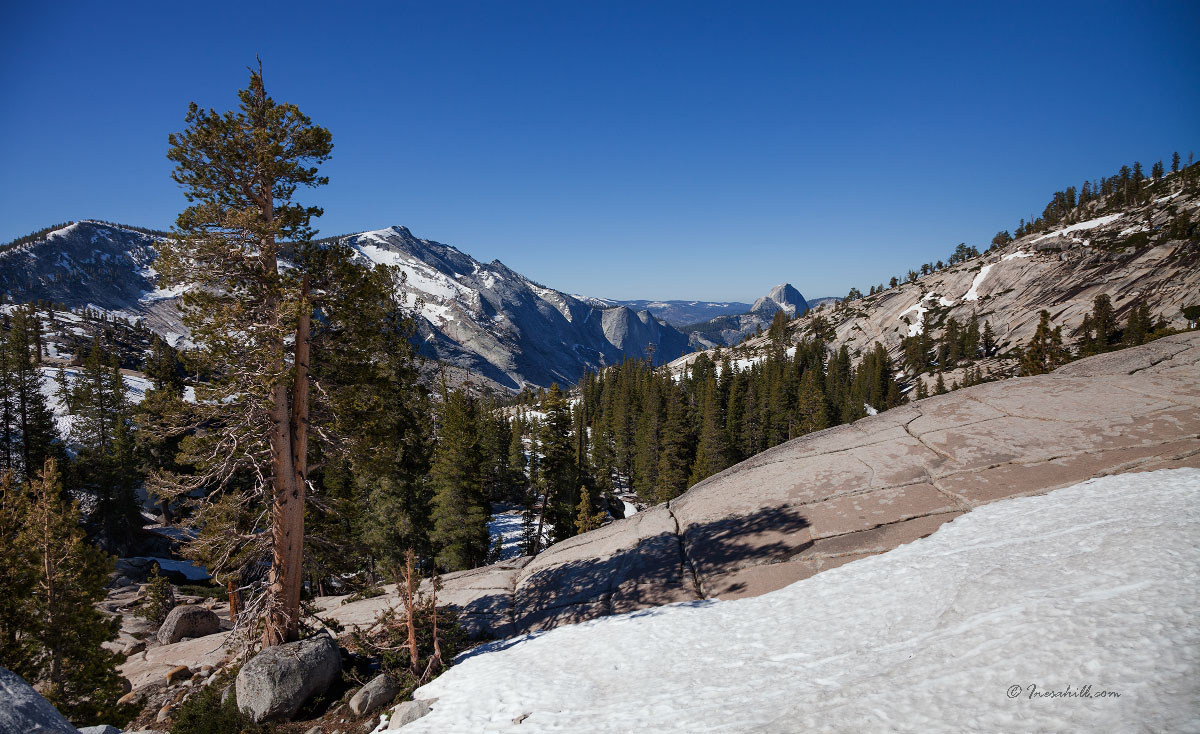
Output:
[
  {"xmin": 0, "ymin": 460, "xmax": 130, "ymax": 725},
  {"xmin": 1122, "ymin": 302, "xmax": 1153, "ymax": 346},
  {"xmin": 655, "ymin": 383, "xmax": 692, "ymax": 503},
  {"xmin": 156, "ymin": 65, "xmax": 335, "ymax": 644},
  {"xmin": 981, "ymin": 321, "xmax": 996, "ymax": 356},
  {"xmin": 429, "ymin": 390, "xmax": 489, "ymax": 572},
  {"xmin": 793, "ymin": 368, "xmax": 829, "ymax": 436},
  {"xmin": 689, "ymin": 372, "xmax": 729, "ymax": 486},
  {"xmin": 574, "ymin": 486, "xmax": 607, "ymax": 535},
  {"xmin": 934, "ymin": 373, "xmax": 947, "ymax": 395},
  {"xmin": 536, "ymin": 385, "xmax": 577, "ymax": 544},
  {"xmin": 66, "ymin": 342, "xmax": 141, "ymax": 551},
  {"xmin": 4, "ymin": 306, "xmax": 58, "ymax": 480},
  {"xmin": 1021, "ymin": 310, "xmax": 1067, "ymax": 375}
]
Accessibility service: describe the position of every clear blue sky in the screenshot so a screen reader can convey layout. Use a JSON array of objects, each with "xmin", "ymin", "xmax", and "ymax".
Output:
[{"xmin": 2, "ymin": 1, "xmax": 1197, "ymax": 301}]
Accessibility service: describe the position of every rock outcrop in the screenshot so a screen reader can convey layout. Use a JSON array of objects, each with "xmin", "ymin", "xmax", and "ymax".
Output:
[
  {"xmin": 317, "ymin": 332, "xmax": 1200, "ymax": 639},
  {"xmin": 348, "ymin": 673, "xmax": 400, "ymax": 716},
  {"xmin": 235, "ymin": 633, "xmax": 341, "ymax": 723},
  {"xmin": 0, "ymin": 666, "xmax": 79, "ymax": 734},
  {"xmin": 156, "ymin": 605, "xmax": 220, "ymax": 645}
]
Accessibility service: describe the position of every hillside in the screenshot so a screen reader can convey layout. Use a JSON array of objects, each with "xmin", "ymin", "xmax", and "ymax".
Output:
[{"xmin": 671, "ymin": 171, "xmax": 1200, "ymax": 386}]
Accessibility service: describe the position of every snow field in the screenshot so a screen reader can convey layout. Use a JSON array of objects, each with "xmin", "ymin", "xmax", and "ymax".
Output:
[{"xmin": 383, "ymin": 468, "xmax": 1200, "ymax": 733}]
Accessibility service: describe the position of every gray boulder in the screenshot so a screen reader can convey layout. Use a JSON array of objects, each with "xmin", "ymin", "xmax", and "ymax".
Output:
[
  {"xmin": 235, "ymin": 634, "xmax": 341, "ymax": 723},
  {"xmin": 0, "ymin": 666, "xmax": 78, "ymax": 733},
  {"xmin": 78, "ymin": 726, "xmax": 123, "ymax": 734},
  {"xmin": 387, "ymin": 698, "xmax": 438, "ymax": 728},
  {"xmin": 348, "ymin": 673, "xmax": 400, "ymax": 716},
  {"xmin": 156, "ymin": 605, "xmax": 219, "ymax": 645}
]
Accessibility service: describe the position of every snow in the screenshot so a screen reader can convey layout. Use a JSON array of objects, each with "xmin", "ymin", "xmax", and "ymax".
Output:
[
  {"xmin": 139, "ymin": 556, "xmax": 210, "ymax": 582},
  {"xmin": 382, "ymin": 468, "xmax": 1200, "ymax": 733},
  {"xmin": 622, "ymin": 500, "xmax": 638, "ymax": 518},
  {"xmin": 863, "ymin": 403, "xmax": 878, "ymax": 416},
  {"xmin": 962, "ymin": 264, "xmax": 994, "ymax": 302},
  {"xmin": 488, "ymin": 506, "xmax": 527, "ymax": 561},
  {"xmin": 1032, "ymin": 213, "xmax": 1123, "ymax": 243},
  {"xmin": 1001, "ymin": 250, "xmax": 1032, "ymax": 261},
  {"xmin": 899, "ymin": 293, "xmax": 934, "ymax": 336}
]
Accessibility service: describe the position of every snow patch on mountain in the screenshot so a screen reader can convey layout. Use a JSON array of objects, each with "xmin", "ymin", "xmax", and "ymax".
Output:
[{"xmin": 1032, "ymin": 213, "xmax": 1123, "ymax": 243}]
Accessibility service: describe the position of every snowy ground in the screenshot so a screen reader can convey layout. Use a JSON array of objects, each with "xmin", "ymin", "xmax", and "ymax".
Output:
[
  {"xmin": 488, "ymin": 505, "xmax": 528, "ymax": 561},
  {"xmin": 383, "ymin": 468, "xmax": 1200, "ymax": 733}
]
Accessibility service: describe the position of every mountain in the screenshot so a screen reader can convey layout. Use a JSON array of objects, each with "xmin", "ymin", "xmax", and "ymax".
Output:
[
  {"xmin": 680, "ymin": 282, "xmax": 810, "ymax": 349},
  {"xmin": 749, "ymin": 283, "xmax": 807, "ymax": 317},
  {"xmin": 673, "ymin": 175, "xmax": 1200, "ymax": 383},
  {"xmin": 0, "ymin": 222, "xmax": 689, "ymax": 391},
  {"xmin": 576, "ymin": 298, "xmax": 753, "ymax": 327}
]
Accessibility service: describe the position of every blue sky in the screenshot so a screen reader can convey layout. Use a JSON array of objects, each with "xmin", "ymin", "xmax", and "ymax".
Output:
[{"xmin": 1, "ymin": 1, "xmax": 1197, "ymax": 301}]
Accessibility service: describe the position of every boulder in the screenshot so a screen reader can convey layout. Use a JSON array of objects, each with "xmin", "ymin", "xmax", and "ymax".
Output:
[
  {"xmin": 348, "ymin": 673, "xmax": 399, "ymax": 716},
  {"xmin": 0, "ymin": 666, "xmax": 78, "ymax": 734},
  {"xmin": 387, "ymin": 698, "xmax": 437, "ymax": 728},
  {"xmin": 235, "ymin": 634, "xmax": 341, "ymax": 723},
  {"xmin": 165, "ymin": 665, "xmax": 191, "ymax": 685},
  {"xmin": 78, "ymin": 726, "xmax": 123, "ymax": 734},
  {"xmin": 156, "ymin": 605, "xmax": 219, "ymax": 644}
]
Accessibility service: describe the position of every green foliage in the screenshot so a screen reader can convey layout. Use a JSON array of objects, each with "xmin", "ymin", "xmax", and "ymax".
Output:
[
  {"xmin": 347, "ymin": 584, "xmax": 470, "ymax": 697},
  {"xmin": 574, "ymin": 486, "xmax": 607, "ymax": 535},
  {"xmin": 1020, "ymin": 311, "xmax": 1069, "ymax": 375},
  {"xmin": 0, "ymin": 305, "xmax": 60, "ymax": 482},
  {"xmin": 429, "ymin": 389, "xmax": 489, "ymax": 571},
  {"xmin": 62, "ymin": 340, "xmax": 141, "ymax": 549},
  {"xmin": 0, "ymin": 460, "xmax": 133, "ymax": 726},
  {"xmin": 138, "ymin": 563, "xmax": 177, "ymax": 627},
  {"xmin": 169, "ymin": 678, "xmax": 266, "ymax": 734}
]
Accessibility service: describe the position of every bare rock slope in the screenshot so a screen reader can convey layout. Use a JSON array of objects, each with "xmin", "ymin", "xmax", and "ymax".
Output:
[{"xmin": 323, "ymin": 332, "xmax": 1200, "ymax": 639}]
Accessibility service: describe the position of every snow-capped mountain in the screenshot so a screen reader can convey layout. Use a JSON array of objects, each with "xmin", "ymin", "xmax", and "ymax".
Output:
[
  {"xmin": 342, "ymin": 226, "xmax": 688, "ymax": 389},
  {"xmin": 0, "ymin": 222, "xmax": 689, "ymax": 391}
]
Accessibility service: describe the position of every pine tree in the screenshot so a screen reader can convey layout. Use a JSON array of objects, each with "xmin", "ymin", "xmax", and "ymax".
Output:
[
  {"xmin": 1020, "ymin": 310, "xmax": 1067, "ymax": 375},
  {"xmin": 981, "ymin": 321, "xmax": 996, "ymax": 356},
  {"xmin": 536, "ymin": 385, "xmax": 577, "ymax": 544},
  {"xmin": 66, "ymin": 341, "xmax": 141, "ymax": 551},
  {"xmin": 689, "ymin": 372, "xmax": 729, "ymax": 486},
  {"xmin": 574, "ymin": 486, "xmax": 607, "ymax": 535},
  {"xmin": 155, "ymin": 65, "xmax": 334, "ymax": 645},
  {"xmin": 934, "ymin": 373, "xmax": 947, "ymax": 395},
  {"xmin": 655, "ymin": 383, "xmax": 692, "ymax": 503},
  {"xmin": 5, "ymin": 306, "xmax": 58, "ymax": 481},
  {"xmin": 429, "ymin": 390, "xmax": 489, "ymax": 572},
  {"xmin": 1122, "ymin": 302, "xmax": 1153, "ymax": 346},
  {"xmin": 793, "ymin": 368, "xmax": 829, "ymax": 435},
  {"xmin": 1, "ymin": 459, "xmax": 130, "ymax": 725}
]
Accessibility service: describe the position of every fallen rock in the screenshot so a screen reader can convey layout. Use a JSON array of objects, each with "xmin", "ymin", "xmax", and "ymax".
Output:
[
  {"xmin": 123, "ymin": 640, "xmax": 146, "ymax": 656},
  {"xmin": 156, "ymin": 705, "xmax": 171, "ymax": 722},
  {"xmin": 165, "ymin": 665, "xmax": 191, "ymax": 685},
  {"xmin": 156, "ymin": 605, "xmax": 219, "ymax": 645},
  {"xmin": 348, "ymin": 673, "xmax": 399, "ymax": 716},
  {"xmin": 235, "ymin": 633, "xmax": 341, "ymax": 723},
  {"xmin": 387, "ymin": 698, "xmax": 438, "ymax": 728},
  {"xmin": 78, "ymin": 726, "xmax": 123, "ymax": 734},
  {"xmin": 117, "ymin": 689, "xmax": 144, "ymax": 706},
  {"xmin": 0, "ymin": 666, "xmax": 77, "ymax": 733}
]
